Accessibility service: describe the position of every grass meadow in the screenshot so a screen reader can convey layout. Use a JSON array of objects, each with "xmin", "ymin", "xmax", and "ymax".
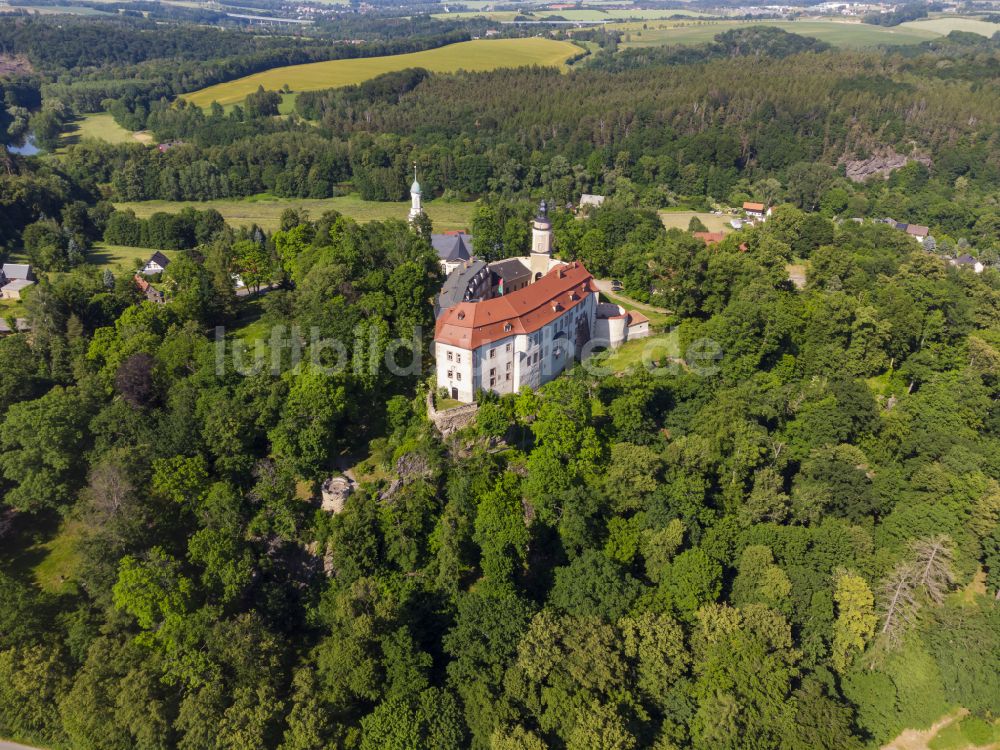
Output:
[
  {"xmin": 185, "ymin": 38, "xmax": 582, "ymax": 108},
  {"xmin": 58, "ymin": 112, "xmax": 153, "ymax": 150},
  {"xmin": 658, "ymin": 210, "xmax": 733, "ymax": 234},
  {"xmin": 115, "ymin": 194, "xmax": 476, "ymax": 232}
]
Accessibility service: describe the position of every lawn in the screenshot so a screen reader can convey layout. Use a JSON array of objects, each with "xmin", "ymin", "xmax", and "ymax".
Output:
[
  {"xmin": 600, "ymin": 291, "xmax": 672, "ymax": 329},
  {"xmin": 115, "ymin": 194, "xmax": 475, "ymax": 232},
  {"xmin": 0, "ymin": 296, "xmax": 27, "ymax": 321},
  {"xmin": 596, "ymin": 332, "xmax": 681, "ymax": 374},
  {"xmin": 228, "ymin": 295, "xmax": 271, "ymax": 346},
  {"xmin": 185, "ymin": 38, "xmax": 582, "ymax": 108},
  {"xmin": 85, "ymin": 243, "xmax": 172, "ymax": 272},
  {"xmin": 611, "ymin": 19, "xmax": 939, "ymax": 48},
  {"xmin": 659, "ymin": 209, "xmax": 732, "ymax": 234}
]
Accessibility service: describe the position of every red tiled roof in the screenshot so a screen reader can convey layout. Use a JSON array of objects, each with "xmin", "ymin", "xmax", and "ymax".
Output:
[
  {"xmin": 906, "ymin": 224, "xmax": 929, "ymax": 237},
  {"xmin": 133, "ymin": 274, "xmax": 150, "ymax": 292},
  {"xmin": 627, "ymin": 310, "xmax": 650, "ymax": 326},
  {"xmin": 743, "ymin": 202, "xmax": 766, "ymax": 212},
  {"xmin": 435, "ymin": 262, "xmax": 594, "ymax": 350},
  {"xmin": 693, "ymin": 231, "xmax": 725, "ymax": 245}
]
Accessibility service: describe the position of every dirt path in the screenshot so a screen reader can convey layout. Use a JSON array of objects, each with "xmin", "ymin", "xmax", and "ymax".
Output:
[{"xmin": 882, "ymin": 709, "xmax": 967, "ymax": 750}]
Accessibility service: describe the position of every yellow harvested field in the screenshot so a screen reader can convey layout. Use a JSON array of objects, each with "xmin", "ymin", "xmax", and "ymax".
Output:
[{"xmin": 185, "ymin": 38, "xmax": 582, "ymax": 108}]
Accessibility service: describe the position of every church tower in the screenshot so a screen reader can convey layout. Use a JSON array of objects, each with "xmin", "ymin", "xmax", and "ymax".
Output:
[
  {"xmin": 529, "ymin": 199, "xmax": 553, "ymax": 281},
  {"xmin": 408, "ymin": 164, "xmax": 424, "ymax": 224}
]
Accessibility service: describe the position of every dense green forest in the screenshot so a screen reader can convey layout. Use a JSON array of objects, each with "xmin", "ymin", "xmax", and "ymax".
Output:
[
  {"xmin": 2, "ymin": 200, "xmax": 999, "ymax": 750},
  {"xmin": 1, "ymin": 11, "xmax": 1000, "ymax": 750}
]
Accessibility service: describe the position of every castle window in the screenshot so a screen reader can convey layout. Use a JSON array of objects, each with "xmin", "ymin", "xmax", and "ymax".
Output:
[
  {"xmin": 506, "ymin": 373, "xmax": 512, "ymax": 381},
  {"xmin": 506, "ymin": 343, "xmax": 512, "ymax": 352},
  {"xmin": 456, "ymin": 354, "xmax": 461, "ymax": 363},
  {"xmin": 506, "ymin": 362, "xmax": 511, "ymax": 371},
  {"xmin": 447, "ymin": 351, "xmax": 453, "ymax": 362},
  {"xmin": 490, "ymin": 377, "xmax": 496, "ymax": 387},
  {"xmin": 456, "ymin": 372, "xmax": 461, "ymax": 381},
  {"xmin": 489, "ymin": 348, "xmax": 495, "ymax": 359},
  {"xmin": 490, "ymin": 368, "xmax": 496, "ymax": 377},
  {"xmin": 447, "ymin": 370, "xmax": 453, "ymax": 379}
]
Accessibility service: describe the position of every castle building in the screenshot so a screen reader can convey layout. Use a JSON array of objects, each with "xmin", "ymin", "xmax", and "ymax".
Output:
[{"xmin": 432, "ymin": 200, "xmax": 649, "ymax": 403}]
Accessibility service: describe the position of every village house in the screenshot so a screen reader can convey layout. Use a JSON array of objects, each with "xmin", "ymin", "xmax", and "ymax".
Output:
[
  {"xmin": 950, "ymin": 254, "xmax": 985, "ymax": 274},
  {"xmin": 905, "ymin": 223, "xmax": 930, "ymax": 243},
  {"xmin": 578, "ymin": 194, "xmax": 606, "ymax": 213},
  {"xmin": 743, "ymin": 202, "xmax": 772, "ymax": 222},
  {"xmin": 882, "ymin": 218, "xmax": 931, "ymax": 244},
  {"xmin": 432, "ymin": 201, "xmax": 649, "ymax": 403},
  {"xmin": 141, "ymin": 251, "xmax": 171, "ymax": 276},
  {"xmin": 0, "ymin": 263, "xmax": 35, "ymax": 300},
  {"xmin": 432, "ymin": 231, "xmax": 475, "ymax": 276},
  {"xmin": 133, "ymin": 274, "xmax": 165, "ymax": 303},
  {"xmin": 693, "ymin": 231, "xmax": 726, "ymax": 245}
]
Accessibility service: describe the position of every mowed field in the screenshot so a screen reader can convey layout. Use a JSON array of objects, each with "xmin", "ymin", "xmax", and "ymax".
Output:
[
  {"xmin": 611, "ymin": 19, "xmax": 940, "ymax": 48},
  {"xmin": 185, "ymin": 38, "xmax": 582, "ymax": 108},
  {"xmin": 115, "ymin": 194, "xmax": 475, "ymax": 232},
  {"xmin": 58, "ymin": 112, "xmax": 153, "ymax": 149},
  {"xmin": 899, "ymin": 15, "xmax": 1000, "ymax": 37},
  {"xmin": 659, "ymin": 210, "xmax": 732, "ymax": 233}
]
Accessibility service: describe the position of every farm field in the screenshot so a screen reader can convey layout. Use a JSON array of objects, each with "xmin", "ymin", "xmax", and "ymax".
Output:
[
  {"xmin": 535, "ymin": 8, "xmax": 709, "ymax": 20},
  {"xmin": 658, "ymin": 209, "xmax": 733, "ymax": 233},
  {"xmin": 899, "ymin": 15, "xmax": 1000, "ymax": 37},
  {"xmin": 185, "ymin": 38, "xmax": 582, "ymax": 108},
  {"xmin": 611, "ymin": 19, "xmax": 940, "ymax": 48},
  {"xmin": 115, "ymin": 194, "xmax": 476, "ymax": 232}
]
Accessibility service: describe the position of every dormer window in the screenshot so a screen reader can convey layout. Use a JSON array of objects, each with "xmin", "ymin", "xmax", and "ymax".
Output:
[
  {"xmin": 504, "ymin": 322, "xmax": 512, "ymax": 332},
  {"xmin": 457, "ymin": 311, "xmax": 465, "ymax": 320}
]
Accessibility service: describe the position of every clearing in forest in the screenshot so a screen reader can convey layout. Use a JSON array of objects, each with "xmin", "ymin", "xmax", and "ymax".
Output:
[
  {"xmin": 184, "ymin": 38, "xmax": 582, "ymax": 109},
  {"xmin": 114, "ymin": 194, "xmax": 475, "ymax": 232}
]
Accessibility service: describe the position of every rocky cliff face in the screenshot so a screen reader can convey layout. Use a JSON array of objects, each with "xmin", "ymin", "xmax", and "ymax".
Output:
[{"xmin": 842, "ymin": 150, "xmax": 932, "ymax": 183}]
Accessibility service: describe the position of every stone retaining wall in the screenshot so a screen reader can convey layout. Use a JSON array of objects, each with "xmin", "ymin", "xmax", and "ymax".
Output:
[{"xmin": 427, "ymin": 392, "xmax": 479, "ymax": 436}]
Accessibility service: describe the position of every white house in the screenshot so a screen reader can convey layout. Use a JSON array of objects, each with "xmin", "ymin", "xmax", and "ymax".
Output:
[
  {"xmin": 951, "ymin": 254, "xmax": 985, "ymax": 274},
  {"xmin": 1, "ymin": 278, "xmax": 34, "ymax": 300},
  {"xmin": 1, "ymin": 263, "xmax": 32, "ymax": 281},
  {"xmin": 141, "ymin": 251, "xmax": 171, "ymax": 276},
  {"xmin": 743, "ymin": 202, "xmax": 772, "ymax": 222},
  {"xmin": 0, "ymin": 263, "xmax": 34, "ymax": 300}
]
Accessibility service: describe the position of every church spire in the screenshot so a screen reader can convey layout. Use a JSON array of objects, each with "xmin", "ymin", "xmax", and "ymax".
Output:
[{"xmin": 408, "ymin": 163, "xmax": 424, "ymax": 224}]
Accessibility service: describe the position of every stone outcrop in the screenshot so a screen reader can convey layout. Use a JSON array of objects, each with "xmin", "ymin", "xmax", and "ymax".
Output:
[
  {"xmin": 842, "ymin": 150, "xmax": 931, "ymax": 183},
  {"xmin": 320, "ymin": 475, "xmax": 353, "ymax": 514}
]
